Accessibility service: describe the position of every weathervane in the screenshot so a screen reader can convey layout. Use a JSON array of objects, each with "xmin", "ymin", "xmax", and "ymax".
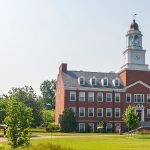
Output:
[{"xmin": 133, "ymin": 14, "xmax": 137, "ymax": 20}]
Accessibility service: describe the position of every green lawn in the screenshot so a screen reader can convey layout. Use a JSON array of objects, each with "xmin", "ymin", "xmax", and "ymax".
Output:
[
  {"xmin": 1, "ymin": 129, "xmax": 150, "ymax": 150},
  {"xmin": 29, "ymin": 134, "xmax": 150, "ymax": 150}
]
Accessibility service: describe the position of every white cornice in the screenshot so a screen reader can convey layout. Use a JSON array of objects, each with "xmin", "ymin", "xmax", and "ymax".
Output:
[{"xmin": 126, "ymin": 80, "xmax": 150, "ymax": 90}]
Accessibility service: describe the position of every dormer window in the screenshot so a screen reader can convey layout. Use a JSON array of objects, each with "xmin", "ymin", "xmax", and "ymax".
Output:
[
  {"xmin": 90, "ymin": 77, "xmax": 97, "ymax": 86},
  {"xmin": 78, "ymin": 76, "xmax": 85, "ymax": 85},
  {"xmin": 101, "ymin": 77, "xmax": 108, "ymax": 87},
  {"xmin": 113, "ymin": 78, "xmax": 120, "ymax": 87}
]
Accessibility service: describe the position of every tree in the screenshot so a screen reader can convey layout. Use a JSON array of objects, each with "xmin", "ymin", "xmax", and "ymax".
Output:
[
  {"xmin": 8, "ymin": 86, "xmax": 42, "ymax": 127},
  {"xmin": 0, "ymin": 98, "xmax": 7, "ymax": 123},
  {"xmin": 41, "ymin": 109, "xmax": 55, "ymax": 127},
  {"xmin": 40, "ymin": 79, "xmax": 56, "ymax": 109},
  {"xmin": 59, "ymin": 108, "xmax": 77, "ymax": 132},
  {"xmin": 122, "ymin": 105, "xmax": 139, "ymax": 132},
  {"xmin": 4, "ymin": 96, "xmax": 33, "ymax": 148}
]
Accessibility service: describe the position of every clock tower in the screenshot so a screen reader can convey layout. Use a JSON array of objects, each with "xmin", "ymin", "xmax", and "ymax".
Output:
[{"xmin": 121, "ymin": 19, "xmax": 149, "ymax": 71}]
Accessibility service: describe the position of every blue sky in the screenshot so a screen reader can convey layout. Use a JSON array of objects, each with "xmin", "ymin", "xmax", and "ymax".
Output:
[{"xmin": 0, "ymin": 0, "xmax": 150, "ymax": 95}]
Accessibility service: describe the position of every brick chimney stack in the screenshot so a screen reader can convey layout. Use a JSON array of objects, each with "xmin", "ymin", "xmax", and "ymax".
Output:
[{"xmin": 59, "ymin": 63, "xmax": 67, "ymax": 73}]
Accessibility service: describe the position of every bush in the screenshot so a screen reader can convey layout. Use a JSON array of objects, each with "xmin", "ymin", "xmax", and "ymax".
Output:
[{"xmin": 45, "ymin": 123, "xmax": 60, "ymax": 132}]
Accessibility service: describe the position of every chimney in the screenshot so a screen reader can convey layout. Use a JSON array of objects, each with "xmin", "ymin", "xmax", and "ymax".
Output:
[{"xmin": 59, "ymin": 63, "xmax": 67, "ymax": 73}]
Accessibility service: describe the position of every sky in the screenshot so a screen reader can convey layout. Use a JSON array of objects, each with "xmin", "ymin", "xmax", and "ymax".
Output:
[{"xmin": 0, "ymin": 0, "xmax": 150, "ymax": 95}]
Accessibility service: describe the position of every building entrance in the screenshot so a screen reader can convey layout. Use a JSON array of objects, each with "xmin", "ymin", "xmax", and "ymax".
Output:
[{"xmin": 136, "ymin": 110, "xmax": 142, "ymax": 121}]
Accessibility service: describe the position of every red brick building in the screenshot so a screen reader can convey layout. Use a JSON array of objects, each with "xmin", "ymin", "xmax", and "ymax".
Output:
[{"xmin": 55, "ymin": 20, "xmax": 150, "ymax": 132}]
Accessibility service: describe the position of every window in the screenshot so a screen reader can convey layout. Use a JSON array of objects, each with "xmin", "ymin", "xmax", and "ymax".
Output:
[
  {"xmin": 97, "ymin": 108, "xmax": 103, "ymax": 117},
  {"xmin": 97, "ymin": 92, "xmax": 103, "ymax": 102},
  {"xmin": 106, "ymin": 108, "xmax": 112, "ymax": 117},
  {"xmin": 107, "ymin": 123, "xmax": 112, "ymax": 129},
  {"xmin": 147, "ymin": 94, "xmax": 150, "ymax": 103},
  {"xmin": 90, "ymin": 77, "xmax": 97, "ymax": 86},
  {"xmin": 88, "ymin": 92, "xmax": 94, "ymax": 102},
  {"xmin": 79, "ymin": 123, "xmax": 85, "ymax": 132},
  {"xmin": 88, "ymin": 123, "xmax": 94, "ymax": 132},
  {"xmin": 113, "ymin": 78, "xmax": 120, "ymax": 87},
  {"xmin": 106, "ymin": 93, "xmax": 112, "ymax": 102},
  {"xmin": 115, "ymin": 108, "xmax": 120, "ymax": 118},
  {"xmin": 126, "ymin": 93, "xmax": 131, "ymax": 103},
  {"xmin": 79, "ymin": 92, "xmax": 85, "ymax": 101},
  {"xmin": 134, "ymin": 94, "xmax": 144, "ymax": 103},
  {"xmin": 101, "ymin": 78, "xmax": 108, "ymax": 86},
  {"xmin": 70, "ymin": 107, "xmax": 76, "ymax": 116},
  {"xmin": 88, "ymin": 108, "xmax": 94, "ymax": 117},
  {"xmin": 70, "ymin": 91, "xmax": 76, "ymax": 101},
  {"xmin": 79, "ymin": 107, "xmax": 85, "ymax": 117},
  {"xmin": 115, "ymin": 93, "xmax": 120, "ymax": 102},
  {"xmin": 78, "ymin": 76, "xmax": 85, "ymax": 85},
  {"xmin": 147, "ymin": 109, "xmax": 150, "ymax": 118}
]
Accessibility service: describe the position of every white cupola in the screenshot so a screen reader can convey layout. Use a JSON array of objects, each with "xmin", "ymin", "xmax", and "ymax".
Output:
[{"xmin": 121, "ymin": 19, "xmax": 149, "ymax": 71}]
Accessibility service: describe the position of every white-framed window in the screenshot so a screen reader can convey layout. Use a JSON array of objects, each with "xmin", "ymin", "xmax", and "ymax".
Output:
[
  {"xmin": 69, "ymin": 91, "xmax": 76, "ymax": 101},
  {"xmin": 97, "ymin": 92, "xmax": 103, "ymax": 102},
  {"xmin": 115, "ymin": 108, "xmax": 120, "ymax": 118},
  {"xmin": 79, "ymin": 92, "xmax": 85, "ymax": 101},
  {"xmin": 113, "ymin": 78, "xmax": 120, "ymax": 87},
  {"xmin": 70, "ymin": 107, "xmax": 76, "ymax": 116},
  {"xmin": 147, "ymin": 109, "xmax": 150, "ymax": 118},
  {"xmin": 88, "ymin": 108, "xmax": 94, "ymax": 117},
  {"xmin": 147, "ymin": 94, "xmax": 150, "ymax": 103},
  {"xmin": 79, "ymin": 123, "xmax": 85, "ymax": 132},
  {"xmin": 97, "ymin": 108, "xmax": 103, "ymax": 117},
  {"xmin": 78, "ymin": 76, "xmax": 85, "ymax": 85},
  {"xmin": 101, "ymin": 77, "xmax": 108, "ymax": 86},
  {"xmin": 88, "ymin": 92, "xmax": 94, "ymax": 102},
  {"xmin": 115, "ymin": 93, "xmax": 120, "ymax": 102},
  {"xmin": 106, "ymin": 93, "xmax": 112, "ymax": 102},
  {"xmin": 106, "ymin": 108, "xmax": 112, "ymax": 117},
  {"xmin": 134, "ymin": 94, "xmax": 144, "ymax": 103},
  {"xmin": 88, "ymin": 123, "xmax": 94, "ymax": 132},
  {"xmin": 90, "ymin": 77, "xmax": 97, "ymax": 86},
  {"xmin": 126, "ymin": 93, "xmax": 131, "ymax": 103},
  {"xmin": 79, "ymin": 107, "xmax": 85, "ymax": 117}
]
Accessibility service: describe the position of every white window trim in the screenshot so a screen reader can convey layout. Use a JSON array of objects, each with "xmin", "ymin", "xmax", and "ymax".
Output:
[
  {"xmin": 78, "ymin": 76, "xmax": 85, "ymax": 85},
  {"xmin": 90, "ymin": 76, "xmax": 97, "ymax": 86},
  {"xmin": 106, "ymin": 93, "xmax": 112, "ymax": 102},
  {"xmin": 126, "ymin": 93, "xmax": 131, "ymax": 103},
  {"xmin": 147, "ymin": 109, "xmax": 150, "ymax": 118},
  {"xmin": 88, "ymin": 123, "xmax": 94, "ymax": 132},
  {"xmin": 101, "ymin": 77, "xmax": 108, "ymax": 87},
  {"xmin": 79, "ymin": 92, "xmax": 85, "ymax": 101},
  {"xmin": 97, "ymin": 108, "xmax": 103, "ymax": 117},
  {"xmin": 134, "ymin": 94, "xmax": 144, "ymax": 103},
  {"xmin": 69, "ymin": 91, "xmax": 76, "ymax": 101},
  {"xmin": 115, "ymin": 108, "xmax": 120, "ymax": 118},
  {"xmin": 147, "ymin": 94, "xmax": 150, "ymax": 103},
  {"xmin": 88, "ymin": 92, "xmax": 94, "ymax": 102},
  {"xmin": 79, "ymin": 107, "xmax": 85, "ymax": 117},
  {"xmin": 106, "ymin": 108, "xmax": 112, "ymax": 118},
  {"xmin": 79, "ymin": 123, "xmax": 85, "ymax": 132},
  {"xmin": 97, "ymin": 92, "xmax": 103, "ymax": 102},
  {"xmin": 88, "ymin": 108, "xmax": 94, "ymax": 117},
  {"xmin": 115, "ymin": 93, "xmax": 120, "ymax": 102},
  {"xmin": 112, "ymin": 78, "xmax": 120, "ymax": 87}
]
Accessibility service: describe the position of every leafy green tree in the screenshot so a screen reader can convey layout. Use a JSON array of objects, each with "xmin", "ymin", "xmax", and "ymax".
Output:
[
  {"xmin": 8, "ymin": 86, "xmax": 42, "ymax": 127},
  {"xmin": 4, "ymin": 96, "xmax": 33, "ymax": 148},
  {"xmin": 59, "ymin": 108, "xmax": 77, "ymax": 132},
  {"xmin": 0, "ymin": 98, "xmax": 7, "ymax": 123},
  {"xmin": 41, "ymin": 109, "xmax": 54, "ymax": 127},
  {"xmin": 40, "ymin": 80, "xmax": 56, "ymax": 109},
  {"xmin": 122, "ymin": 105, "xmax": 139, "ymax": 131}
]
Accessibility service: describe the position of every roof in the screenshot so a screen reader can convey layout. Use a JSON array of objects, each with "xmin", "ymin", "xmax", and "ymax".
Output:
[{"xmin": 61, "ymin": 70, "xmax": 124, "ymax": 89}]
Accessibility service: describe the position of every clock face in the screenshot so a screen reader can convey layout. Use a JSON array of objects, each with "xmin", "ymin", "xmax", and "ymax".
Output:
[{"xmin": 134, "ymin": 54, "xmax": 140, "ymax": 60}]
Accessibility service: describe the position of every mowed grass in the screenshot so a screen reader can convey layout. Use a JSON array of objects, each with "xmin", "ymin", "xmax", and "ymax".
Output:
[{"xmin": 30, "ymin": 134, "xmax": 150, "ymax": 150}]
